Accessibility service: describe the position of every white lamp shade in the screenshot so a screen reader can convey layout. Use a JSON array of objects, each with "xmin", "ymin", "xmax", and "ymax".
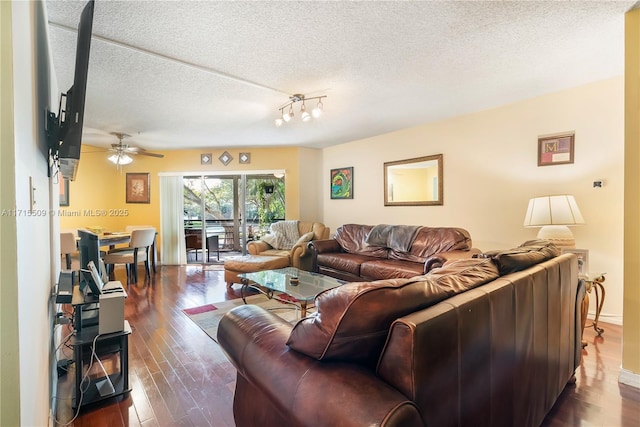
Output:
[
  {"xmin": 523, "ymin": 195, "xmax": 584, "ymax": 248},
  {"xmin": 523, "ymin": 195, "xmax": 585, "ymax": 227}
]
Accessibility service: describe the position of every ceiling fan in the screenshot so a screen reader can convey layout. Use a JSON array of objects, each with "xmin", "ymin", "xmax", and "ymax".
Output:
[{"xmin": 107, "ymin": 132, "xmax": 164, "ymax": 166}]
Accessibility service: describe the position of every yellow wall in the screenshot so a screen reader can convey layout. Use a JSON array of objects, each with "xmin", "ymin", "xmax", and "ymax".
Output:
[
  {"xmin": 623, "ymin": 6, "xmax": 640, "ymax": 382},
  {"xmin": 59, "ymin": 145, "xmax": 319, "ymax": 253}
]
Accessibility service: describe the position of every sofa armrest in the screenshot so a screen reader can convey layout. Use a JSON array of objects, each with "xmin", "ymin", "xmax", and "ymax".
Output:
[
  {"xmin": 291, "ymin": 244, "xmax": 314, "ymax": 270},
  {"xmin": 247, "ymin": 240, "xmax": 272, "ymax": 255},
  {"xmin": 423, "ymin": 248, "xmax": 482, "ymax": 273},
  {"xmin": 217, "ymin": 305, "xmax": 423, "ymax": 427},
  {"xmin": 308, "ymin": 238, "xmax": 342, "ymax": 253}
]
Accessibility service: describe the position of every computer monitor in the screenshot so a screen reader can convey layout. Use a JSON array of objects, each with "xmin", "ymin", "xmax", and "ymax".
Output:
[{"xmin": 78, "ymin": 229, "xmax": 101, "ymax": 284}]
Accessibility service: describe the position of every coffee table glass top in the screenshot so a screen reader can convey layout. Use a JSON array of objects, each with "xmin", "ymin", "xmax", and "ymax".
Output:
[{"xmin": 239, "ymin": 267, "xmax": 346, "ymax": 302}]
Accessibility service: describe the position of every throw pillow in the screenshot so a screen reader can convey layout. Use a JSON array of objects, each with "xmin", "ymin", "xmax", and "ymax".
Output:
[
  {"xmin": 261, "ymin": 233, "xmax": 277, "ymax": 248},
  {"xmin": 286, "ymin": 257, "xmax": 499, "ymax": 365},
  {"xmin": 294, "ymin": 231, "xmax": 315, "ymax": 247}
]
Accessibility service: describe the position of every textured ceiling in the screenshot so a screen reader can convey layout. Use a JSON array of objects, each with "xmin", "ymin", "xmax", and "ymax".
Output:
[{"xmin": 45, "ymin": 0, "xmax": 637, "ymax": 152}]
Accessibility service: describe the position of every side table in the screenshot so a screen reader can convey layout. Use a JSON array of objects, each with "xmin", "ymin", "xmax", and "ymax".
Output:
[{"xmin": 581, "ymin": 273, "xmax": 606, "ymax": 347}]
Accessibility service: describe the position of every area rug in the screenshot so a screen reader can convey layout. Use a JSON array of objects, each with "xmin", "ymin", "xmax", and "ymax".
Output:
[{"xmin": 183, "ymin": 294, "xmax": 305, "ymax": 343}]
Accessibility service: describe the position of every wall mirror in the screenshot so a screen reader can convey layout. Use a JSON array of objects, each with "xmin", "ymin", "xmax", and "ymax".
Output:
[{"xmin": 384, "ymin": 154, "xmax": 443, "ymax": 206}]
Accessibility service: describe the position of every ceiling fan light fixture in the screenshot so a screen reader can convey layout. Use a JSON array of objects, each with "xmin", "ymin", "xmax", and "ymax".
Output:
[{"xmin": 108, "ymin": 153, "xmax": 133, "ymax": 165}]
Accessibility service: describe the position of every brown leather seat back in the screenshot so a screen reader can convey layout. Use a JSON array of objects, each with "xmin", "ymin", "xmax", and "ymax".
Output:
[{"xmin": 377, "ymin": 253, "xmax": 580, "ymax": 427}]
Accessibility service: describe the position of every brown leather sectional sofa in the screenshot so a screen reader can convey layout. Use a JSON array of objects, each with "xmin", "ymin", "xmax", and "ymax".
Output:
[
  {"xmin": 218, "ymin": 241, "xmax": 584, "ymax": 427},
  {"xmin": 309, "ymin": 223, "xmax": 480, "ymax": 281}
]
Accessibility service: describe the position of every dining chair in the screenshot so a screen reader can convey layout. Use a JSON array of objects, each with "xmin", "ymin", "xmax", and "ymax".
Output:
[
  {"xmin": 103, "ymin": 228, "xmax": 156, "ymax": 283},
  {"xmin": 185, "ymin": 233, "xmax": 200, "ymax": 261},
  {"xmin": 60, "ymin": 231, "xmax": 77, "ymax": 269}
]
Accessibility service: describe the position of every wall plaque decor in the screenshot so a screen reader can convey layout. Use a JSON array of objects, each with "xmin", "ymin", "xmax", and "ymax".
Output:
[
  {"xmin": 538, "ymin": 133, "xmax": 574, "ymax": 166},
  {"xmin": 201, "ymin": 153, "xmax": 212, "ymax": 165},
  {"xmin": 219, "ymin": 151, "xmax": 233, "ymax": 166},
  {"xmin": 330, "ymin": 167, "xmax": 353, "ymax": 199},
  {"xmin": 126, "ymin": 172, "xmax": 150, "ymax": 204},
  {"xmin": 239, "ymin": 152, "xmax": 251, "ymax": 164}
]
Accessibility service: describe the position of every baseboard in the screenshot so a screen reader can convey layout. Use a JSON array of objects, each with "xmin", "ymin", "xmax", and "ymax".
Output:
[
  {"xmin": 619, "ymin": 367, "xmax": 640, "ymax": 389},
  {"xmin": 590, "ymin": 313, "xmax": 623, "ymax": 325}
]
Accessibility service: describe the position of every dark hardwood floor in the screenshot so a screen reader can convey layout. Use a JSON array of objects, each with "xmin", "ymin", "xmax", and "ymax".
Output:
[{"xmin": 53, "ymin": 261, "xmax": 640, "ymax": 427}]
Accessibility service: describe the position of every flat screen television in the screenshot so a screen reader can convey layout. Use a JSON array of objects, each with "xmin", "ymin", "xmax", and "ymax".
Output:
[{"xmin": 47, "ymin": 0, "xmax": 94, "ymax": 181}]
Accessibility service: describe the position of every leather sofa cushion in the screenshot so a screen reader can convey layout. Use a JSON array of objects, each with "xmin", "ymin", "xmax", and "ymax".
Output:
[
  {"xmin": 360, "ymin": 259, "xmax": 425, "ymax": 280},
  {"xmin": 316, "ymin": 253, "xmax": 378, "ymax": 276},
  {"xmin": 334, "ymin": 224, "xmax": 390, "ymax": 258},
  {"xmin": 479, "ymin": 239, "xmax": 560, "ymax": 275},
  {"xmin": 287, "ymin": 258, "xmax": 499, "ymax": 365},
  {"xmin": 389, "ymin": 227, "xmax": 473, "ymax": 263}
]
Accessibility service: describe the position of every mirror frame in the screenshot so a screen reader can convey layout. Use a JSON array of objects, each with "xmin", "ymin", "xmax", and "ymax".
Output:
[{"xmin": 384, "ymin": 154, "xmax": 443, "ymax": 206}]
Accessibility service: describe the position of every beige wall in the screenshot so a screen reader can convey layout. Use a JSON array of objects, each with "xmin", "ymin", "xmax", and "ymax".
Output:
[
  {"xmin": 2, "ymin": 1, "xmax": 59, "ymax": 425},
  {"xmin": 623, "ymin": 7, "xmax": 640, "ymax": 384},
  {"xmin": 323, "ymin": 77, "xmax": 625, "ymax": 324}
]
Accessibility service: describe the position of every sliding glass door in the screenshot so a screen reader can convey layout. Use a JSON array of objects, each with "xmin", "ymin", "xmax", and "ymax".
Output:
[{"xmin": 182, "ymin": 173, "xmax": 285, "ymax": 264}]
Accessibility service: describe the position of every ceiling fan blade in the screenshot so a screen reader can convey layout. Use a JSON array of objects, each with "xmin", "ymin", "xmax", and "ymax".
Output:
[{"xmin": 133, "ymin": 151, "xmax": 164, "ymax": 158}]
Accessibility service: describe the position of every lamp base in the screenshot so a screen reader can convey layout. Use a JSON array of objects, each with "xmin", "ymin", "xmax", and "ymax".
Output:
[{"xmin": 536, "ymin": 225, "xmax": 575, "ymax": 248}]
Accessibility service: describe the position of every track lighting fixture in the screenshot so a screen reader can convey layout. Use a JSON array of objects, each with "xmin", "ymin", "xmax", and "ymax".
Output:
[{"xmin": 275, "ymin": 94, "xmax": 326, "ymax": 127}]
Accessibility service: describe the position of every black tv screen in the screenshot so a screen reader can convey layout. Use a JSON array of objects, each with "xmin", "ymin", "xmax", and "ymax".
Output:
[{"xmin": 56, "ymin": 0, "xmax": 94, "ymax": 181}]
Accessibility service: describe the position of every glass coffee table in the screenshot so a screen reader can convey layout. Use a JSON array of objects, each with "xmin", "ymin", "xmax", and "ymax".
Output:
[{"xmin": 239, "ymin": 267, "xmax": 346, "ymax": 317}]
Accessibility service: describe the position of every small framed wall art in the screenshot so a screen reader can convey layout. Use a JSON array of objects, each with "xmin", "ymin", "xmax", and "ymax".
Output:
[
  {"xmin": 538, "ymin": 133, "xmax": 575, "ymax": 166},
  {"xmin": 562, "ymin": 248, "xmax": 589, "ymax": 277},
  {"xmin": 330, "ymin": 167, "xmax": 354, "ymax": 199},
  {"xmin": 126, "ymin": 172, "xmax": 150, "ymax": 204}
]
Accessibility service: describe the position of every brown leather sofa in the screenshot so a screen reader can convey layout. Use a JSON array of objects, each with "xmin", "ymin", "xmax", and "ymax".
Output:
[
  {"xmin": 309, "ymin": 223, "xmax": 479, "ymax": 281},
  {"xmin": 218, "ymin": 241, "xmax": 584, "ymax": 427},
  {"xmin": 247, "ymin": 221, "xmax": 330, "ymax": 270}
]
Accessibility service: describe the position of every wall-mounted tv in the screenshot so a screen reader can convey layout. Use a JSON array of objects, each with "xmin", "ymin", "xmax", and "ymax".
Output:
[{"xmin": 46, "ymin": 0, "xmax": 94, "ymax": 181}]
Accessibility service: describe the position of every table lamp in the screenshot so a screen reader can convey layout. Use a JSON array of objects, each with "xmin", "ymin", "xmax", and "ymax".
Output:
[{"xmin": 523, "ymin": 195, "xmax": 585, "ymax": 248}]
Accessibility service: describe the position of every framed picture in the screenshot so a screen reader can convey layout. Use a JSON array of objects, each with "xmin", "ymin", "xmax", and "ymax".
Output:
[
  {"xmin": 562, "ymin": 248, "xmax": 589, "ymax": 277},
  {"xmin": 126, "ymin": 173, "xmax": 150, "ymax": 204},
  {"xmin": 330, "ymin": 167, "xmax": 354, "ymax": 199},
  {"xmin": 538, "ymin": 133, "xmax": 575, "ymax": 166},
  {"xmin": 59, "ymin": 178, "xmax": 69, "ymax": 206}
]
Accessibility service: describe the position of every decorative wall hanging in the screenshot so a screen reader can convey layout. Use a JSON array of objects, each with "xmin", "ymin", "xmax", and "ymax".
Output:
[
  {"xmin": 126, "ymin": 172, "xmax": 150, "ymax": 204},
  {"xmin": 201, "ymin": 153, "xmax": 212, "ymax": 165},
  {"xmin": 239, "ymin": 152, "xmax": 251, "ymax": 164},
  {"xmin": 538, "ymin": 133, "xmax": 574, "ymax": 166},
  {"xmin": 219, "ymin": 151, "xmax": 233, "ymax": 166},
  {"xmin": 330, "ymin": 167, "xmax": 353, "ymax": 199}
]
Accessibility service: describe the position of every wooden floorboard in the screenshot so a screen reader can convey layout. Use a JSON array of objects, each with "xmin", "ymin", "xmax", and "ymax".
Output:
[{"xmin": 54, "ymin": 261, "xmax": 639, "ymax": 426}]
